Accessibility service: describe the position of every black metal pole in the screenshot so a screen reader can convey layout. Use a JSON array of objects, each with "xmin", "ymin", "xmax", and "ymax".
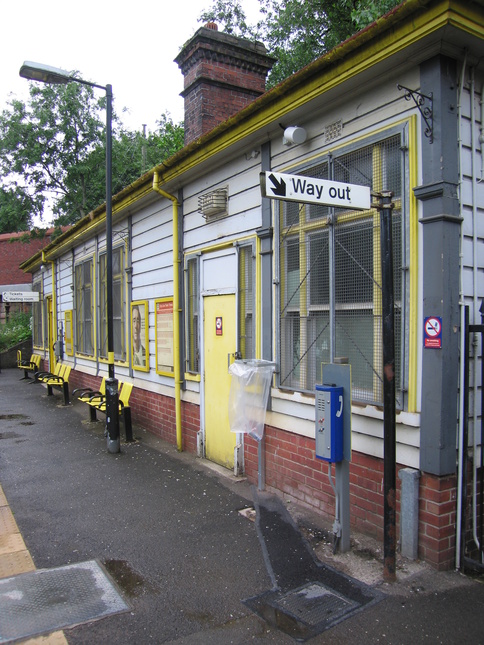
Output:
[
  {"xmin": 480, "ymin": 301, "xmax": 484, "ymax": 556},
  {"xmin": 104, "ymin": 83, "xmax": 120, "ymax": 453},
  {"xmin": 380, "ymin": 191, "xmax": 396, "ymax": 582},
  {"xmin": 462, "ymin": 305, "xmax": 470, "ymax": 569}
]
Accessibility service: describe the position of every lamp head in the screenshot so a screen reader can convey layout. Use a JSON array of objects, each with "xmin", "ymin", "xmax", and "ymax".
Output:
[
  {"xmin": 19, "ymin": 61, "xmax": 72, "ymax": 85},
  {"xmin": 283, "ymin": 126, "xmax": 307, "ymax": 146}
]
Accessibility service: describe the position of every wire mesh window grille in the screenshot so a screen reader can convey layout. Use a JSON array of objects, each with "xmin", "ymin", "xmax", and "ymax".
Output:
[
  {"xmin": 238, "ymin": 244, "xmax": 254, "ymax": 359},
  {"xmin": 99, "ymin": 246, "xmax": 126, "ymax": 361},
  {"xmin": 75, "ymin": 259, "xmax": 94, "ymax": 356},
  {"xmin": 278, "ymin": 132, "xmax": 404, "ymax": 406},
  {"xmin": 186, "ymin": 256, "xmax": 200, "ymax": 373}
]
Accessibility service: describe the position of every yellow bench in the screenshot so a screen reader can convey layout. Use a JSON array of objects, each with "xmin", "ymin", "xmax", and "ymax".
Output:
[
  {"xmin": 17, "ymin": 351, "xmax": 41, "ymax": 380},
  {"xmin": 35, "ymin": 363, "xmax": 71, "ymax": 406}
]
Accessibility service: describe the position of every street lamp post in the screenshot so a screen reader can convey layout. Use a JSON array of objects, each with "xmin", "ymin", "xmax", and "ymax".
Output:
[{"xmin": 20, "ymin": 61, "xmax": 120, "ymax": 453}]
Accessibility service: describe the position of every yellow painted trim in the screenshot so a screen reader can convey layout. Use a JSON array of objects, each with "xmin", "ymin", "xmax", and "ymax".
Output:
[
  {"xmin": 186, "ymin": 234, "xmax": 256, "ymax": 259},
  {"xmin": 154, "ymin": 298, "xmax": 175, "ymax": 377},
  {"xmin": 407, "ymin": 115, "xmax": 419, "ymax": 412},
  {"xmin": 131, "ymin": 300, "xmax": 150, "ymax": 372},
  {"xmin": 73, "ymin": 255, "xmax": 97, "ymax": 361},
  {"xmin": 64, "ymin": 310, "xmax": 74, "ymax": 356},
  {"xmin": 185, "ymin": 373, "xmax": 201, "ymax": 382},
  {"xmin": 372, "ymin": 146, "xmax": 383, "ymax": 401}
]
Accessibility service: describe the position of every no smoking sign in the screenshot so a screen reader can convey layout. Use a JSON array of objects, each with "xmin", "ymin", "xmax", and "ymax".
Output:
[{"xmin": 424, "ymin": 316, "xmax": 442, "ymax": 349}]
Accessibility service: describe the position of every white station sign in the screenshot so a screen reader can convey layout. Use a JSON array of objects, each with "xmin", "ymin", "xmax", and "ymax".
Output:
[
  {"xmin": 261, "ymin": 171, "xmax": 371, "ymax": 210},
  {"xmin": 2, "ymin": 291, "xmax": 39, "ymax": 302}
]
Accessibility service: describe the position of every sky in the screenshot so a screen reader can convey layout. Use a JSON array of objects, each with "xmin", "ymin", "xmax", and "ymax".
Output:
[{"xmin": 1, "ymin": 0, "xmax": 262, "ymax": 133}]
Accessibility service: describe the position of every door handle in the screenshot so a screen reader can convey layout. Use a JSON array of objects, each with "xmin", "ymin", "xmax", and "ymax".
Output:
[{"xmin": 228, "ymin": 351, "xmax": 242, "ymax": 368}]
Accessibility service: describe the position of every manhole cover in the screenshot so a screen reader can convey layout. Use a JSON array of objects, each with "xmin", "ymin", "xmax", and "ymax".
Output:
[
  {"xmin": 0, "ymin": 560, "xmax": 129, "ymax": 643},
  {"xmin": 275, "ymin": 581, "xmax": 360, "ymax": 627}
]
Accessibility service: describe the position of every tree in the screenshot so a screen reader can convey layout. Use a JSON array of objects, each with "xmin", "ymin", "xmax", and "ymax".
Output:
[
  {"xmin": 0, "ymin": 81, "xmax": 184, "ymax": 231},
  {"xmin": 0, "ymin": 186, "xmax": 37, "ymax": 233},
  {"xmin": 0, "ymin": 82, "xmax": 106, "ymax": 228},
  {"xmin": 199, "ymin": 0, "xmax": 401, "ymax": 87}
]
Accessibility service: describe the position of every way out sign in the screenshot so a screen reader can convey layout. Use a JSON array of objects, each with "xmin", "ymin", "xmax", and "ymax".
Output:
[{"xmin": 261, "ymin": 171, "xmax": 371, "ymax": 210}]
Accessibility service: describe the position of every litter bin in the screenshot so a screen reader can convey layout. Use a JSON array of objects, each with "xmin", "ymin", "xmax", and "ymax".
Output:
[{"xmin": 228, "ymin": 359, "xmax": 275, "ymax": 442}]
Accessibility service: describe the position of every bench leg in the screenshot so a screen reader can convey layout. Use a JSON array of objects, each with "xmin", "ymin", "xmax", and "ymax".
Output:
[
  {"xmin": 47, "ymin": 384, "xmax": 53, "ymax": 396},
  {"xmin": 89, "ymin": 406, "xmax": 97, "ymax": 422},
  {"xmin": 62, "ymin": 382, "xmax": 70, "ymax": 406},
  {"xmin": 122, "ymin": 407, "xmax": 133, "ymax": 442},
  {"xmin": 20, "ymin": 369, "xmax": 30, "ymax": 380}
]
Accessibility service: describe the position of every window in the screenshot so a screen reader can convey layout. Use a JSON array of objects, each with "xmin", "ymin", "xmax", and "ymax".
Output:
[
  {"xmin": 238, "ymin": 244, "xmax": 255, "ymax": 359},
  {"xmin": 75, "ymin": 258, "xmax": 94, "ymax": 355},
  {"xmin": 99, "ymin": 246, "xmax": 126, "ymax": 361},
  {"xmin": 32, "ymin": 280, "xmax": 42, "ymax": 347},
  {"xmin": 185, "ymin": 256, "xmax": 199, "ymax": 374},
  {"xmin": 278, "ymin": 131, "xmax": 405, "ymax": 405}
]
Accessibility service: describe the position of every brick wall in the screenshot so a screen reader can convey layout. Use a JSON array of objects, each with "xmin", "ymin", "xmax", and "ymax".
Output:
[
  {"xmin": 419, "ymin": 473, "xmax": 456, "ymax": 569},
  {"xmin": 245, "ymin": 424, "xmax": 457, "ymax": 570}
]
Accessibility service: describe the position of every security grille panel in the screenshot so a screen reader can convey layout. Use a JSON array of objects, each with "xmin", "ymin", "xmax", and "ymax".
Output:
[{"xmin": 278, "ymin": 131, "xmax": 404, "ymax": 407}]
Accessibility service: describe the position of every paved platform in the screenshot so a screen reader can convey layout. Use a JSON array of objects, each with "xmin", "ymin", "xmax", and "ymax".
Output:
[{"xmin": 1, "ymin": 367, "xmax": 484, "ymax": 643}]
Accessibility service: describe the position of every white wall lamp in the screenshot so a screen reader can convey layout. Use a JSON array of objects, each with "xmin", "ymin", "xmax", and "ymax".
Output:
[{"xmin": 283, "ymin": 125, "xmax": 307, "ymax": 146}]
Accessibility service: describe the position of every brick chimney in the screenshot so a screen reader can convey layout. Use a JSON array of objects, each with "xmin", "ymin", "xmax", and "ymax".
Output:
[{"xmin": 175, "ymin": 23, "xmax": 275, "ymax": 145}]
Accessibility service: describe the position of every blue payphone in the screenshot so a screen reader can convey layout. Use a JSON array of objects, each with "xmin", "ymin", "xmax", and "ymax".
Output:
[{"xmin": 315, "ymin": 384, "xmax": 344, "ymax": 462}]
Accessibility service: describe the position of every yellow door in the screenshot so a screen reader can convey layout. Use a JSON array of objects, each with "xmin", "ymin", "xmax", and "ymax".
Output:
[{"xmin": 204, "ymin": 294, "xmax": 237, "ymax": 469}]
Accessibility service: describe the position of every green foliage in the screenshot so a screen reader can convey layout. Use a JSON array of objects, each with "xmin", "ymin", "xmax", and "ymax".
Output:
[
  {"xmin": 0, "ymin": 186, "xmax": 35, "ymax": 233},
  {"xmin": 0, "ymin": 80, "xmax": 184, "ymax": 231},
  {"xmin": 0, "ymin": 312, "xmax": 32, "ymax": 351},
  {"xmin": 199, "ymin": 0, "xmax": 401, "ymax": 87}
]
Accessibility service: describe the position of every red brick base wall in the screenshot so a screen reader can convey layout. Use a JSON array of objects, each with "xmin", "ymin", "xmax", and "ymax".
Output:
[
  {"xmin": 245, "ymin": 424, "xmax": 456, "ymax": 570},
  {"xmin": 419, "ymin": 473, "xmax": 456, "ymax": 569}
]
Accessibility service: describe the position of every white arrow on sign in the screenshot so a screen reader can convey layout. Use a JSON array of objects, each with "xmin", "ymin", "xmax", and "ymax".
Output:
[{"xmin": 260, "ymin": 171, "xmax": 371, "ymax": 210}]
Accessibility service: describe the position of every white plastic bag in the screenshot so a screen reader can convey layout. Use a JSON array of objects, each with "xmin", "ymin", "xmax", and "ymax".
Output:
[{"xmin": 228, "ymin": 360, "xmax": 275, "ymax": 442}]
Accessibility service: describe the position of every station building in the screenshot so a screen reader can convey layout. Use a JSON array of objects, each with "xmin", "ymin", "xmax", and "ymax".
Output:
[{"xmin": 21, "ymin": 0, "xmax": 484, "ymax": 569}]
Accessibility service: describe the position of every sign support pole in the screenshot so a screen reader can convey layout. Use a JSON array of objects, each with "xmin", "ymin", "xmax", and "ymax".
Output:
[{"xmin": 378, "ymin": 191, "xmax": 397, "ymax": 582}]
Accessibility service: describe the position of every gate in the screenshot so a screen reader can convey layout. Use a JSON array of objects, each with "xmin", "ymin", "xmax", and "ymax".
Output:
[{"xmin": 459, "ymin": 304, "xmax": 484, "ymax": 572}]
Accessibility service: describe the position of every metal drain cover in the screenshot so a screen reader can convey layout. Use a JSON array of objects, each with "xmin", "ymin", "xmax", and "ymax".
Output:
[
  {"xmin": 0, "ymin": 560, "xmax": 129, "ymax": 643},
  {"xmin": 275, "ymin": 581, "xmax": 360, "ymax": 626}
]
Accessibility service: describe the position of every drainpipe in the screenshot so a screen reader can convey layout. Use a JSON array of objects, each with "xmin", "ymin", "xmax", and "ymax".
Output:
[{"xmin": 152, "ymin": 171, "xmax": 183, "ymax": 451}]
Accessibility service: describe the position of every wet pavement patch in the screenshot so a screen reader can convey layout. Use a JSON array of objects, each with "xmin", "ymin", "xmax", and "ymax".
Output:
[
  {"xmin": 103, "ymin": 559, "xmax": 159, "ymax": 598},
  {"xmin": 0, "ymin": 560, "xmax": 129, "ymax": 643},
  {"xmin": 244, "ymin": 492, "xmax": 383, "ymax": 641}
]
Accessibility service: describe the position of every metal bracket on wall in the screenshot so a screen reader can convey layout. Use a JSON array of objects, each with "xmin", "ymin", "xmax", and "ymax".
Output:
[{"xmin": 397, "ymin": 84, "xmax": 433, "ymax": 143}]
